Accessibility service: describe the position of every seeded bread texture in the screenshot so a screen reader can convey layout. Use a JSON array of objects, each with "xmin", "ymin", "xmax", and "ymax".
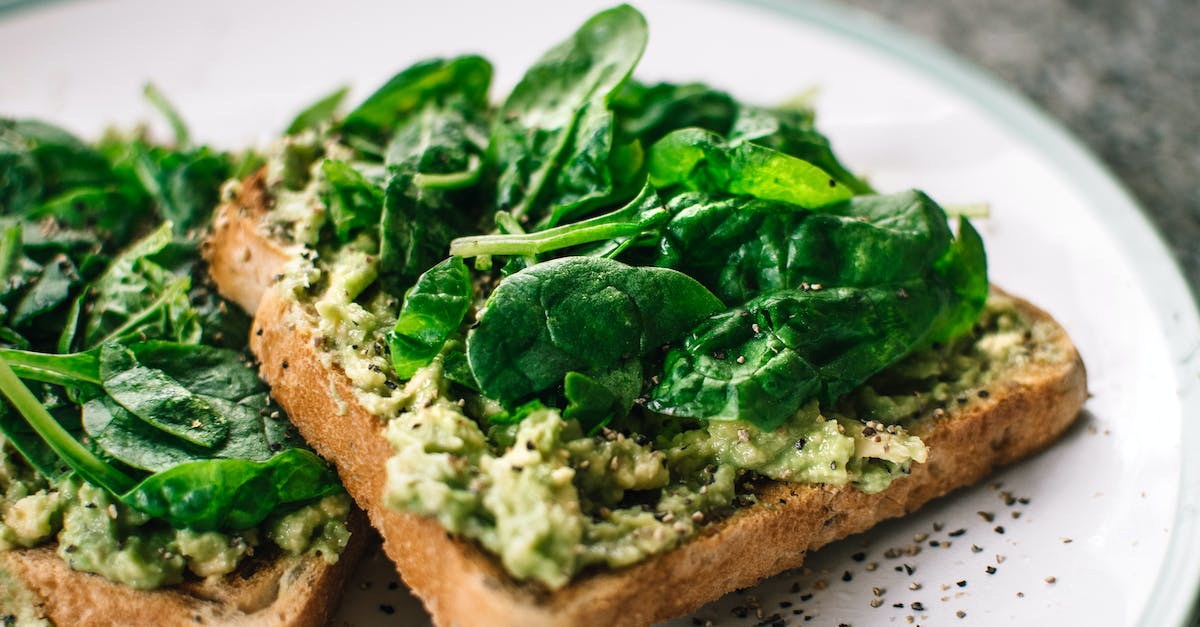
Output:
[{"xmin": 206, "ymin": 173, "xmax": 1087, "ymax": 627}]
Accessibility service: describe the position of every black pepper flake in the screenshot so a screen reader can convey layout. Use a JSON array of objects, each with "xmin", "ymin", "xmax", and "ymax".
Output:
[
  {"xmin": 268, "ymin": 442, "xmax": 282, "ymax": 452},
  {"xmin": 893, "ymin": 603, "xmax": 905, "ymax": 609},
  {"xmin": 800, "ymin": 593, "xmax": 813, "ymax": 601},
  {"xmin": 379, "ymin": 604, "xmax": 396, "ymax": 615},
  {"xmin": 794, "ymin": 438, "xmax": 807, "ymax": 451},
  {"xmin": 985, "ymin": 565, "xmax": 997, "ymax": 575},
  {"xmin": 851, "ymin": 551, "xmax": 866, "ymax": 562},
  {"xmin": 903, "ymin": 563, "xmax": 915, "ymax": 575},
  {"xmin": 949, "ymin": 528, "xmax": 966, "ymax": 537},
  {"xmin": 731, "ymin": 606, "xmax": 749, "ymax": 618},
  {"xmin": 842, "ymin": 570, "xmax": 853, "ymax": 582},
  {"xmin": 711, "ymin": 350, "xmax": 727, "ymax": 360},
  {"xmin": 384, "ymin": 380, "xmax": 398, "ymax": 390},
  {"xmin": 957, "ymin": 580, "xmax": 967, "ymax": 587},
  {"xmin": 978, "ymin": 389, "xmax": 990, "ymax": 399},
  {"xmin": 930, "ymin": 540, "xmax": 941, "ymax": 547},
  {"xmin": 64, "ymin": 545, "xmax": 77, "ymax": 553},
  {"xmin": 911, "ymin": 602, "xmax": 925, "ymax": 611},
  {"xmin": 830, "ymin": 460, "xmax": 837, "ymax": 470},
  {"xmin": 281, "ymin": 360, "xmax": 289, "ymax": 369},
  {"xmin": 790, "ymin": 582, "xmax": 802, "ymax": 593},
  {"xmin": 255, "ymin": 328, "xmax": 263, "ymax": 336},
  {"xmin": 994, "ymin": 526, "xmax": 1006, "ymax": 534},
  {"xmin": 780, "ymin": 601, "xmax": 793, "ymax": 608}
]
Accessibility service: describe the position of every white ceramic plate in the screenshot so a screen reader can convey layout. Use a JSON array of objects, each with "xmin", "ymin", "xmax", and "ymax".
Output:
[{"xmin": 3, "ymin": 0, "xmax": 1198, "ymax": 625}]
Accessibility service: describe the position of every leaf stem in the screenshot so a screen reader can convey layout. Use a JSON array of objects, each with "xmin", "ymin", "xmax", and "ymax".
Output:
[{"xmin": 0, "ymin": 356, "xmax": 135, "ymax": 493}]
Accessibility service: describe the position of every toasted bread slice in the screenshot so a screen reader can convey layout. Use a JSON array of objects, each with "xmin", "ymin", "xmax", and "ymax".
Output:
[
  {"xmin": 0, "ymin": 512, "xmax": 367, "ymax": 627},
  {"xmin": 206, "ymin": 173, "xmax": 1087, "ymax": 627}
]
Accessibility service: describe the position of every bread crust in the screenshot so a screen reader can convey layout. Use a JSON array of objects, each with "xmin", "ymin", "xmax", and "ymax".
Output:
[
  {"xmin": 207, "ymin": 176, "xmax": 1087, "ymax": 627},
  {"xmin": 0, "ymin": 510, "xmax": 368, "ymax": 626}
]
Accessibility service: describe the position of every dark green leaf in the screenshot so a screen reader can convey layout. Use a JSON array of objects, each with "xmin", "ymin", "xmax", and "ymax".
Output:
[
  {"xmin": 100, "ymin": 344, "xmax": 229, "ymax": 449},
  {"xmin": 611, "ymin": 80, "xmax": 738, "ymax": 146},
  {"xmin": 321, "ymin": 160, "xmax": 385, "ymax": 242},
  {"xmin": 489, "ymin": 5, "xmax": 647, "ymax": 224},
  {"xmin": 388, "ymin": 257, "xmax": 472, "ymax": 379},
  {"xmin": 285, "ymin": 86, "xmax": 349, "ymax": 136},
  {"xmin": 342, "ymin": 56, "xmax": 492, "ymax": 148},
  {"xmin": 654, "ymin": 190, "xmax": 953, "ymax": 303},
  {"xmin": 648, "ymin": 127, "xmax": 854, "ymax": 208},
  {"xmin": 466, "ymin": 256, "xmax": 722, "ymax": 404},
  {"xmin": 121, "ymin": 449, "xmax": 341, "ymax": 531}
]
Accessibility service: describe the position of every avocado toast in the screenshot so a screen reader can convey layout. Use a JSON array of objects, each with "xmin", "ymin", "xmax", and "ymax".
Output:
[
  {"xmin": 0, "ymin": 106, "xmax": 363, "ymax": 625},
  {"xmin": 205, "ymin": 5, "xmax": 1086, "ymax": 625}
]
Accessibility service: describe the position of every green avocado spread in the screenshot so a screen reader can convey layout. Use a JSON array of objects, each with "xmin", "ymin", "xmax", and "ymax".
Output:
[
  {"xmin": 0, "ymin": 433, "xmax": 351, "ymax": 590},
  {"xmin": 265, "ymin": 157, "xmax": 1039, "ymax": 587}
]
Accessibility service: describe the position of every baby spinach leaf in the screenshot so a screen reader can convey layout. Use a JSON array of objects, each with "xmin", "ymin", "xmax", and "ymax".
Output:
[
  {"xmin": 647, "ymin": 207, "xmax": 988, "ymax": 431},
  {"xmin": 647, "ymin": 281, "xmax": 950, "ymax": 430},
  {"xmin": 563, "ymin": 359, "xmax": 641, "ymax": 434},
  {"xmin": 99, "ymin": 344, "xmax": 229, "ymax": 449},
  {"xmin": 122, "ymin": 448, "xmax": 341, "ymax": 532},
  {"xmin": 379, "ymin": 99, "xmax": 488, "ymax": 292},
  {"xmin": 654, "ymin": 189, "xmax": 954, "ymax": 304},
  {"xmin": 341, "ymin": 56, "xmax": 492, "ymax": 149},
  {"xmin": 82, "ymin": 224, "xmax": 201, "ymax": 348},
  {"xmin": 648, "ymin": 127, "xmax": 853, "ymax": 209},
  {"xmin": 322, "ymin": 160, "xmax": 385, "ymax": 242},
  {"xmin": 466, "ymin": 256, "xmax": 722, "ymax": 404},
  {"xmin": 388, "ymin": 257, "xmax": 472, "ymax": 380},
  {"xmin": 285, "ymin": 86, "xmax": 350, "ymax": 135},
  {"xmin": 11, "ymin": 254, "xmax": 78, "ymax": 328},
  {"xmin": 489, "ymin": 4, "xmax": 647, "ymax": 224},
  {"xmin": 729, "ymin": 104, "xmax": 873, "ymax": 195},
  {"xmin": 611, "ymin": 80, "xmax": 738, "ymax": 146},
  {"xmin": 131, "ymin": 143, "xmax": 231, "ymax": 237}
]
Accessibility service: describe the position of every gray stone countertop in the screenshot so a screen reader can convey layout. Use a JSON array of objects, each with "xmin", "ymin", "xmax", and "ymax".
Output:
[{"xmin": 840, "ymin": 0, "xmax": 1199, "ymax": 300}]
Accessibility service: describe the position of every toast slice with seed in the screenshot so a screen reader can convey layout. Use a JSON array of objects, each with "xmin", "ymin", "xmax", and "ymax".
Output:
[{"xmin": 206, "ymin": 172, "xmax": 1087, "ymax": 627}]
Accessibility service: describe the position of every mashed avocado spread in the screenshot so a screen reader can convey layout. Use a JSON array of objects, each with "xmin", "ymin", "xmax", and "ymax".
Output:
[
  {"xmin": 0, "ymin": 432, "xmax": 351, "ymax": 590},
  {"xmin": 263, "ymin": 145, "xmax": 1037, "ymax": 588}
]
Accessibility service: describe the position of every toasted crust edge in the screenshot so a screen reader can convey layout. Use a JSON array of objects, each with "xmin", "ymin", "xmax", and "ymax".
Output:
[
  {"xmin": 0, "ymin": 491, "xmax": 368, "ymax": 627},
  {"xmin": 208, "ymin": 177, "xmax": 1088, "ymax": 627}
]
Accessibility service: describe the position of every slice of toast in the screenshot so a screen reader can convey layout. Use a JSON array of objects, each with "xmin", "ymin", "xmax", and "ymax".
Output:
[
  {"xmin": 207, "ymin": 173, "xmax": 1087, "ymax": 627},
  {"xmin": 0, "ymin": 513, "xmax": 367, "ymax": 626}
]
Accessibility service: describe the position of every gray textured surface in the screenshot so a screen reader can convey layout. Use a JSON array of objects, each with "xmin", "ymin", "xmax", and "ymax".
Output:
[{"xmin": 842, "ymin": 0, "xmax": 1200, "ymax": 299}]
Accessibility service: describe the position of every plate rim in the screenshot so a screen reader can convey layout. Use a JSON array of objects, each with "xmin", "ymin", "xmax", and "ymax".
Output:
[{"xmin": 728, "ymin": 0, "xmax": 1200, "ymax": 624}]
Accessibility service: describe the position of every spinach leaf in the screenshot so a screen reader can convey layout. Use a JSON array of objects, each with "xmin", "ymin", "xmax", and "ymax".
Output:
[
  {"xmin": 379, "ymin": 98, "xmax": 488, "ymax": 292},
  {"xmin": 341, "ymin": 56, "xmax": 492, "ymax": 150},
  {"xmin": 466, "ymin": 256, "xmax": 722, "ymax": 404},
  {"xmin": 11, "ymin": 254, "xmax": 78, "ymax": 328},
  {"xmin": 123, "ymin": 448, "xmax": 341, "ymax": 531},
  {"xmin": 729, "ymin": 104, "xmax": 873, "ymax": 195},
  {"xmin": 322, "ymin": 160, "xmax": 385, "ymax": 242},
  {"xmin": 488, "ymin": 4, "xmax": 647, "ymax": 225},
  {"xmin": 654, "ymin": 190, "xmax": 954, "ymax": 304},
  {"xmin": 648, "ymin": 127, "xmax": 853, "ymax": 209},
  {"xmin": 285, "ymin": 86, "xmax": 349, "ymax": 135},
  {"xmin": 387, "ymin": 257, "xmax": 472, "ymax": 380},
  {"xmin": 647, "ymin": 215, "xmax": 988, "ymax": 430},
  {"xmin": 82, "ymin": 224, "xmax": 200, "ymax": 348},
  {"xmin": 563, "ymin": 360, "xmax": 641, "ymax": 434},
  {"xmin": 129, "ymin": 143, "xmax": 231, "ymax": 237},
  {"xmin": 98, "ymin": 344, "xmax": 229, "ymax": 449},
  {"xmin": 611, "ymin": 80, "xmax": 738, "ymax": 146}
]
